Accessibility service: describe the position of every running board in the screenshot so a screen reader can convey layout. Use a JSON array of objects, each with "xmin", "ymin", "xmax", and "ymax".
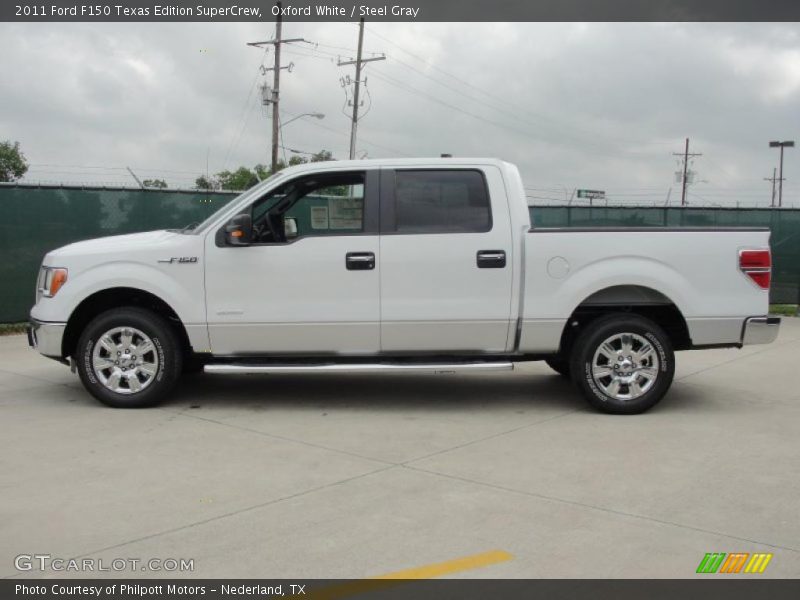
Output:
[{"xmin": 204, "ymin": 361, "xmax": 514, "ymax": 375}]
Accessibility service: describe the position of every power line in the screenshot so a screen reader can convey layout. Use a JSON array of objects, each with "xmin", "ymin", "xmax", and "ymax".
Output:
[
  {"xmin": 279, "ymin": 108, "xmax": 410, "ymax": 157},
  {"xmin": 247, "ymin": 3, "xmax": 309, "ymax": 172},
  {"xmin": 365, "ymin": 25, "xmax": 676, "ymax": 152},
  {"xmin": 673, "ymin": 138, "xmax": 702, "ymax": 206},
  {"xmin": 338, "ymin": 18, "xmax": 385, "ymax": 159}
]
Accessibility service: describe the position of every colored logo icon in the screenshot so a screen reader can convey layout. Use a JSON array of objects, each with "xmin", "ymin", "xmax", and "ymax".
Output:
[{"xmin": 696, "ymin": 552, "xmax": 773, "ymax": 574}]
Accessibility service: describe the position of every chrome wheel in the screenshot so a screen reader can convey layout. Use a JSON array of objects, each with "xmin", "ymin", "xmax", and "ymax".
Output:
[
  {"xmin": 591, "ymin": 332, "xmax": 659, "ymax": 401},
  {"xmin": 91, "ymin": 327, "xmax": 159, "ymax": 395}
]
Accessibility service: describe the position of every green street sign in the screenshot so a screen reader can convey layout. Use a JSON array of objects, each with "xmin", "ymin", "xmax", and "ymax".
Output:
[{"xmin": 577, "ymin": 189, "xmax": 605, "ymax": 199}]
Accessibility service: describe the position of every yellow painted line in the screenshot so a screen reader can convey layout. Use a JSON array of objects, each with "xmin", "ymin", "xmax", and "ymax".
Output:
[
  {"xmin": 305, "ymin": 550, "xmax": 514, "ymax": 600},
  {"xmin": 371, "ymin": 549, "xmax": 514, "ymax": 579}
]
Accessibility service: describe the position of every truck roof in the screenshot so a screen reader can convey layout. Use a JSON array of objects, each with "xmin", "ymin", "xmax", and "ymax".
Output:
[{"xmin": 277, "ymin": 157, "xmax": 511, "ymax": 178}]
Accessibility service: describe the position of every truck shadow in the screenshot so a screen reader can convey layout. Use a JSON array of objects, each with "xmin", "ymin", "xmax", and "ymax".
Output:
[
  {"xmin": 166, "ymin": 371, "xmax": 712, "ymax": 415},
  {"xmin": 168, "ymin": 371, "xmax": 590, "ymax": 413}
]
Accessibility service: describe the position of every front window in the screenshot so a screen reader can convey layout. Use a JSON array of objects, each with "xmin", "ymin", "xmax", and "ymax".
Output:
[{"xmin": 249, "ymin": 172, "xmax": 366, "ymax": 243}]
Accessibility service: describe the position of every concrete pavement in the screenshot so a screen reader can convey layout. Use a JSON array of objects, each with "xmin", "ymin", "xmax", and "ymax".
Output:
[{"xmin": 1, "ymin": 319, "xmax": 799, "ymax": 579}]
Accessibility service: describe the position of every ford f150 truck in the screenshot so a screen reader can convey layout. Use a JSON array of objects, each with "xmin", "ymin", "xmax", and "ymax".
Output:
[{"xmin": 28, "ymin": 158, "xmax": 780, "ymax": 413}]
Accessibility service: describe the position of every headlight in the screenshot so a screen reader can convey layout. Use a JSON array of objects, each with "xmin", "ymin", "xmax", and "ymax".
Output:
[{"xmin": 37, "ymin": 267, "xmax": 68, "ymax": 299}]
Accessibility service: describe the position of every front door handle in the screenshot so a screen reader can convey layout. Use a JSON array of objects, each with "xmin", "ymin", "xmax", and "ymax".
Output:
[
  {"xmin": 476, "ymin": 250, "xmax": 506, "ymax": 269},
  {"xmin": 346, "ymin": 252, "xmax": 375, "ymax": 270}
]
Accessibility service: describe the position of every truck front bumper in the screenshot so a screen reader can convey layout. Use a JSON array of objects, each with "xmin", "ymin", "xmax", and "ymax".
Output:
[
  {"xmin": 741, "ymin": 316, "xmax": 781, "ymax": 345},
  {"xmin": 27, "ymin": 318, "xmax": 66, "ymax": 359}
]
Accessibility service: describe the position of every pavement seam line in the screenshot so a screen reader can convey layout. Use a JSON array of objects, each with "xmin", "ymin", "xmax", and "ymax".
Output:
[
  {"xmin": 675, "ymin": 337, "xmax": 800, "ymax": 382},
  {"xmin": 0, "ymin": 365, "xmax": 76, "ymax": 388},
  {"xmin": 2, "ymin": 464, "xmax": 397, "ymax": 579},
  {"xmin": 403, "ymin": 464, "xmax": 800, "ymax": 554},
  {"xmin": 160, "ymin": 406, "xmax": 397, "ymax": 466},
  {"xmin": 401, "ymin": 409, "xmax": 580, "ymax": 465}
]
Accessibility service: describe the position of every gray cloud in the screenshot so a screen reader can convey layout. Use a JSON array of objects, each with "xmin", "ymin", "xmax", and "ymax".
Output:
[{"xmin": 0, "ymin": 22, "xmax": 798, "ymax": 205}]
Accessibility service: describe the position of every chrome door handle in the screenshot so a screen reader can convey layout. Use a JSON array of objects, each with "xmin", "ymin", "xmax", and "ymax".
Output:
[
  {"xmin": 346, "ymin": 252, "xmax": 375, "ymax": 270},
  {"xmin": 476, "ymin": 250, "xmax": 506, "ymax": 268}
]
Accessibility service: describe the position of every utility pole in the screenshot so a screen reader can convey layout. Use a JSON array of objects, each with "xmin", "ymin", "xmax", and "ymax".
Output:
[
  {"xmin": 764, "ymin": 168, "xmax": 781, "ymax": 208},
  {"xmin": 673, "ymin": 138, "xmax": 702, "ymax": 206},
  {"xmin": 769, "ymin": 140, "xmax": 795, "ymax": 208},
  {"xmin": 338, "ymin": 18, "xmax": 385, "ymax": 159},
  {"xmin": 247, "ymin": 2, "xmax": 305, "ymax": 173},
  {"xmin": 271, "ymin": 10, "xmax": 282, "ymax": 173}
]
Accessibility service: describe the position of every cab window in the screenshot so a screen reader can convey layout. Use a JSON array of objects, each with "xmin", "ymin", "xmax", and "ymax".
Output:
[{"xmin": 249, "ymin": 172, "xmax": 366, "ymax": 243}]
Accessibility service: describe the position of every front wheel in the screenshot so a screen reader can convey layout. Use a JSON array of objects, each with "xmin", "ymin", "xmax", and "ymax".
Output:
[
  {"xmin": 570, "ymin": 314, "xmax": 674, "ymax": 414},
  {"xmin": 76, "ymin": 307, "xmax": 182, "ymax": 408}
]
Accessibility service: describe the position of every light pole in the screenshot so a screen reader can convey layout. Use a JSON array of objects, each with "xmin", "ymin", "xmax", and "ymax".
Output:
[
  {"xmin": 281, "ymin": 112, "xmax": 324, "ymax": 129},
  {"xmin": 769, "ymin": 140, "xmax": 795, "ymax": 208}
]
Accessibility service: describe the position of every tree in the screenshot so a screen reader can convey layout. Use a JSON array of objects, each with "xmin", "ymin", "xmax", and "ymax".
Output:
[
  {"xmin": 142, "ymin": 179, "xmax": 168, "ymax": 189},
  {"xmin": 195, "ymin": 151, "xmax": 336, "ymax": 192},
  {"xmin": 0, "ymin": 140, "xmax": 28, "ymax": 182},
  {"xmin": 195, "ymin": 175, "xmax": 219, "ymax": 191},
  {"xmin": 216, "ymin": 167, "xmax": 260, "ymax": 191},
  {"xmin": 311, "ymin": 149, "xmax": 334, "ymax": 163}
]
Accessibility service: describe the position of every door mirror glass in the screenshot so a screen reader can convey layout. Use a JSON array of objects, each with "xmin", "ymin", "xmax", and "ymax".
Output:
[
  {"xmin": 225, "ymin": 213, "xmax": 253, "ymax": 246},
  {"xmin": 284, "ymin": 217, "xmax": 298, "ymax": 239}
]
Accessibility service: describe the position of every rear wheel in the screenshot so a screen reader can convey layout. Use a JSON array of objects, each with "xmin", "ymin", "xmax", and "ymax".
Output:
[
  {"xmin": 570, "ymin": 314, "xmax": 674, "ymax": 414},
  {"xmin": 76, "ymin": 307, "xmax": 182, "ymax": 408}
]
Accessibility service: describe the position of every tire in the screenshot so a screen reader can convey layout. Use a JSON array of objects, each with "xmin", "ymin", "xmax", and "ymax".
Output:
[
  {"xmin": 545, "ymin": 356, "xmax": 571, "ymax": 379},
  {"xmin": 570, "ymin": 314, "xmax": 674, "ymax": 414},
  {"xmin": 182, "ymin": 355, "xmax": 206, "ymax": 375},
  {"xmin": 76, "ymin": 307, "xmax": 182, "ymax": 408}
]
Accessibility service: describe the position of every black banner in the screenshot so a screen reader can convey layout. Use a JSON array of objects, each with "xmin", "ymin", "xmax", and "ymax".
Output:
[
  {"xmin": 3, "ymin": 0, "xmax": 800, "ymax": 22},
  {"xmin": 4, "ymin": 579, "xmax": 800, "ymax": 600}
]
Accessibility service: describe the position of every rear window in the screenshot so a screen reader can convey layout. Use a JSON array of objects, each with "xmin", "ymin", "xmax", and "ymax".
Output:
[{"xmin": 393, "ymin": 170, "xmax": 491, "ymax": 233}]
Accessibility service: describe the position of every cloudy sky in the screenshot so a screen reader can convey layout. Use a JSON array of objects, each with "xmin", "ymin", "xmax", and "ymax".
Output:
[{"xmin": 1, "ymin": 21, "xmax": 798, "ymax": 206}]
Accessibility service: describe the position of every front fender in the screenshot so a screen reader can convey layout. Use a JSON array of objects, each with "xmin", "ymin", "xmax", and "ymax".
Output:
[{"xmin": 31, "ymin": 260, "xmax": 205, "ymax": 327}]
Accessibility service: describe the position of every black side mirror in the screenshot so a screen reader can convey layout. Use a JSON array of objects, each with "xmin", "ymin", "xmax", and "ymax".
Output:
[{"xmin": 225, "ymin": 213, "xmax": 253, "ymax": 246}]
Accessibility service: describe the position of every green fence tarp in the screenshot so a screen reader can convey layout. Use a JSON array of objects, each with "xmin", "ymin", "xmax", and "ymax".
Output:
[{"xmin": 2, "ymin": 185, "xmax": 798, "ymax": 322}]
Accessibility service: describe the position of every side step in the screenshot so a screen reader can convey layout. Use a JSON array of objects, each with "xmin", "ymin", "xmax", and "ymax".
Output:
[{"xmin": 204, "ymin": 361, "xmax": 513, "ymax": 375}]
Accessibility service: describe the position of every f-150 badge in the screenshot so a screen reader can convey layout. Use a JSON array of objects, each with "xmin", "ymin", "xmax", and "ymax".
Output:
[{"xmin": 158, "ymin": 257, "xmax": 198, "ymax": 264}]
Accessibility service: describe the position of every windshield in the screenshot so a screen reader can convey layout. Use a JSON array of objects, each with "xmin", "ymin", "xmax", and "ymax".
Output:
[{"xmin": 188, "ymin": 172, "xmax": 286, "ymax": 234}]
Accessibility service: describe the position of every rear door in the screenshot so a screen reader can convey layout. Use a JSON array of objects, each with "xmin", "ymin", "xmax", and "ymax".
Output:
[{"xmin": 378, "ymin": 165, "xmax": 515, "ymax": 353}]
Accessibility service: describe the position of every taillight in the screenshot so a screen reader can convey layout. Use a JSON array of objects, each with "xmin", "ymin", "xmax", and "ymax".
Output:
[{"xmin": 739, "ymin": 249, "xmax": 771, "ymax": 290}]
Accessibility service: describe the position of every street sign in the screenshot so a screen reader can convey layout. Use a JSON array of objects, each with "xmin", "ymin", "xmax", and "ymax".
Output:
[{"xmin": 577, "ymin": 189, "xmax": 605, "ymax": 200}]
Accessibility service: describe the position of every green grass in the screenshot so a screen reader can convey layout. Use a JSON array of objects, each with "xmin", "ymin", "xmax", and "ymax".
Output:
[
  {"xmin": 770, "ymin": 304, "xmax": 798, "ymax": 317},
  {"xmin": 0, "ymin": 322, "xmax": 28, "ymax": 336}
]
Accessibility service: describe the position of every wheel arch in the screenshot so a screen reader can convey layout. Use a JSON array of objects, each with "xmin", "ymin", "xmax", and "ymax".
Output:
[
  {"xmin": 558, "ymin": 284, "xmax": 691, "ymax": 354},
  {"xmin": 62, "ymin": 287, "xmax": 192, "ymax": 359}
]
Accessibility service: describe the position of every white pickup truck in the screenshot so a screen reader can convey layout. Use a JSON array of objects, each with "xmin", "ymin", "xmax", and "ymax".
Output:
[{"xmin": 28, "ymin": 158, "xmax": 780, "ymax": 413}]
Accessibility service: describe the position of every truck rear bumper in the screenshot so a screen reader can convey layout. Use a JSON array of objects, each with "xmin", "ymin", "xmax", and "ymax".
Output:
[
  {"xmin": 741, "ymin": 316, "xmax": 781, "ymax": 345},
  {"xmin": 27, "ymin": 318, "xmax": 66, "ymax": 359}
]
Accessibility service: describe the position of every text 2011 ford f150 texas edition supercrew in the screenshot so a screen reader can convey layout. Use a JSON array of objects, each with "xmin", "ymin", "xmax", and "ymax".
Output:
[{"xmin": 28, "ymin": 158, "xmax": 780, "ymax": 413}]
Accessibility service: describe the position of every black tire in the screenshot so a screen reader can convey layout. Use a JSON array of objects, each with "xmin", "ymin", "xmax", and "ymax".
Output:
[
  {"xmin": 182, "ymin": 355, "xmax": 206, "ymax": 375},
  {"xmin": 545, "ymin": 356, "xmax": 571, "ymax": 379},
  {"xmin": 76, "ymin": 307, "xmax": 182, "ymax": 408},
  {"xmin": 570, "ymin": 314, "xmax": 674, "ymax": 414}
]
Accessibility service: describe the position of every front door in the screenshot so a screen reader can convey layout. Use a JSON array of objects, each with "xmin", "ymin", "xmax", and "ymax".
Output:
[{"xmin": 204, "ymin": 170, "xmax": 380, "ymax": 355}]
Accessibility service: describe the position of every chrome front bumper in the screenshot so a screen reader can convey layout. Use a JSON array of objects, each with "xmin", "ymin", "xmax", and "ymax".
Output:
[
  {"xmin": 741, "ymin": 316, "xmax": 781, "ymax": 345},
  {"xmin": 27, "ymin": 319, "xmax": 66, "ymax": 358}
]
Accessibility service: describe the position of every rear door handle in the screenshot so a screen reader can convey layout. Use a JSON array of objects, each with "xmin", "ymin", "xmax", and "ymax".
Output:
[
  {"xmin": 346, "ymin": 252, "xmax": 375, "ymax": 270},
  {"xmin": 476, "ymin": 250, "xmax": 506, "ymax": 268}
]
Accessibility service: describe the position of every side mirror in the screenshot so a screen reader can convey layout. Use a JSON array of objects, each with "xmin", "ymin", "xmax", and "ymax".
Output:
[
  {"xmin": 225, "ymin": 213, "xmax": 252, "ymax": 246},
  {"xmin": 285, "ymin": 217, "xmax": 298, "ymax": 239}
]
